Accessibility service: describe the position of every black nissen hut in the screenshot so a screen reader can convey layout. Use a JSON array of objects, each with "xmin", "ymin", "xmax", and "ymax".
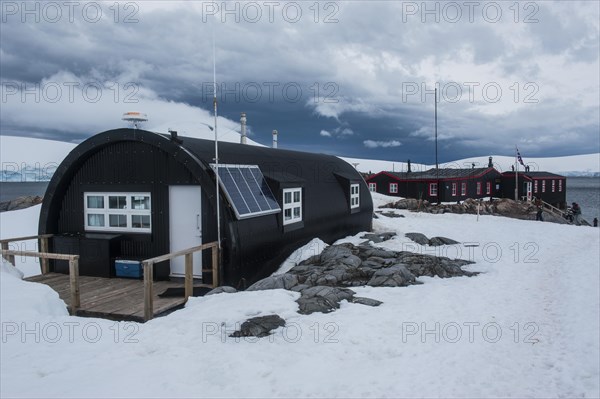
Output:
[{"xmin": 39, "ymin": 128, "xmax": 372, "ymax": 288}]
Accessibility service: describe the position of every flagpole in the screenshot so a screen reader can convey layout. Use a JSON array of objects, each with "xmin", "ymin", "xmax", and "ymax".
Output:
[{"xmin": 514, "ymin": 146, "xmax": 518, "ymax": 201}]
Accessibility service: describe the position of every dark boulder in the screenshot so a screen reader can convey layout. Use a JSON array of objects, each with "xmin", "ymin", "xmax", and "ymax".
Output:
[{"xmin": 229, "ymin": 315, "xmax": 286, "ymax": 338}]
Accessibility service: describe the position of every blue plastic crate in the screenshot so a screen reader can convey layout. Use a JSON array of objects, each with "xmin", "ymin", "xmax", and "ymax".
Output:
[{"xmin": 115, "ymin": 260, "xmax": 143, "ymax": 279}]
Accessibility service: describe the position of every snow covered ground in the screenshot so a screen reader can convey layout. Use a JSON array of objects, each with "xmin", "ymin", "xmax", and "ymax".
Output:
[{"xmin": 1, "ymin": 193, "xmax": 599, "ymax": 398}]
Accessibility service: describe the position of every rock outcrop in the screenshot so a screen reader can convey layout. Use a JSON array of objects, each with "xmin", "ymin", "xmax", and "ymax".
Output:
[
  {"xmin": 0, "ymin": 196, "xmax": 43, "ymax": 212},
  {"xmin": 246, "ymin": 243, "xmax": 477, "ymax": 316},
  {"xmin": 382, "ymin": 197, "xmax": 570, "ymax": 224}
]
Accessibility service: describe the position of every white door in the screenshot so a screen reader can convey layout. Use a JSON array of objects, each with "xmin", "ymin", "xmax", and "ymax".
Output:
[
  {"xmin": 525, "ymin": 182, "xmax": 533, "ymax": 201},
  {"xmin": 169, "ymin": 186, "xmax": 202, "ymax": 277}
]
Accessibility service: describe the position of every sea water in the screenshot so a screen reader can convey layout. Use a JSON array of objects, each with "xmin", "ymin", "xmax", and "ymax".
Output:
[
  {"xmin": 566, "ymin": 177, "xmax": 600, "ymax": 223},
  {"xmin": 1, "ymin": 178, "xmax": 599, "ymax": 224}
]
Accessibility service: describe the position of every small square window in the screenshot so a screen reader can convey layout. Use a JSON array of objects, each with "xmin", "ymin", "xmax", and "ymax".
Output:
[
  {"xmin": 109, "ymin": 196, "xmax": 127, "ymax": 209},
  {"xmin": 87, "ymin": 196, "xmax": 104, "ymax": 209},
  {"xmin": 87, "ymin": 214, "xmax": 105, "ymax": 227},
  {"xmin": 350, "ymin": 184, "xmax": 360, "ymax": 209},
  {"xmin": 131, "ymin": 196, "xmax": 150, "ymax": 210},
  {"xmin": 132, "ymin": 215, "xmax": 151, "ymax": 228},
  {"xmin": 283, "ymin": 188, "xmax": 303, "ymax": 225},
  {"xmin": 109, "ymin": 214, "xmax": 127, "ymax": 228}
]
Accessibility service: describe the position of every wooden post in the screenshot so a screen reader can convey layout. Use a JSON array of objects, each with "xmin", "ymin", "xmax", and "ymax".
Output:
[
  {"xmin": 143, "ymin": 261, "xmax": 154, "ymax": 321},
  {"xmin": 211, "ymin": 244, "xmax": 219, "ymax": 288},
  {"xmin": 40, "ymin": 237, "xmax": 49, "ymax": 274},
  {"xmin": 1, "ymin": 242, "xmax": 15, "ymax": 266},
  {"xmin": 184, "ymin": 253, "xmax": 193, "ymax": 300},
  {"xmin": 69, "ymin": 257, "xmax": 80, "ymax": 312}
]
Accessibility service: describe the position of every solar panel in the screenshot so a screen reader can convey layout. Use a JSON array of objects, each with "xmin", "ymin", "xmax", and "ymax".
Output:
[{"xmin": 211, "ymin": 164, "xmax": 281, "ymax": 219}]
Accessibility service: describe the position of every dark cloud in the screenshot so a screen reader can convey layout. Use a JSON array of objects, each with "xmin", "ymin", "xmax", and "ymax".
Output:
[{"xmin": 0, "ymin": 1, "xmax": 598, "ymax": 164}]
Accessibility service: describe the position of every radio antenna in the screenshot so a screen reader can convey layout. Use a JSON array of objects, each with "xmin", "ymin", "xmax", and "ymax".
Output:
[{"xmin": 212, "ymin": 29, "xmax": 222, "ymax": 277}]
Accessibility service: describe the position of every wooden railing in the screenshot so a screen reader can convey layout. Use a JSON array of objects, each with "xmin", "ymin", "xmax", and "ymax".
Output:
[
  {"xmin": 535, "ymin": 199, "xmax": 564, "ymax": 217},
  {"xmin": 0, "ymin": 234, "xmax": 54, "ymax": 274},
  {"xmin": 141, "ymin": 242, "xmax": 219, "ymax": 321},
  {"xmin": 1, "ymin": 234, "xmax": 220, "ymax": 321}
]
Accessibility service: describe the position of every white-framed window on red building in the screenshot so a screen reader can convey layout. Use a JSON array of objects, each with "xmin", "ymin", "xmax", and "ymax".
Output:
[
  {"xmin": 551, "ymin": 180, "xmax": 556, "ymax": 192},
  {"xmin": 429, "ymin": 183, "xmax": 438, "ymax": 196},
  {"xmin": 486, "ymin": 182, "xmax": 491, "ymax": 195},
  {"xmin": 368, "ymin": 182, "xmax": 376, "ymax": 192},
  {"xmin": 461, "ymin": 182, "xmax": 467, "ymax": 196},
  {"xmin": 476, "ymin": 182, "xmax": 482, "ymax": 195},
  {"xmin": 389, "ymin": 183, "xmax": 398, "ymax": 194},
  {"xmin": 542, "ymin": 180, "xmax": 546, "ymax": 192},
  {"xmin": 558, "ymin": 180, "xmax": 562, "ymax": 192},
  {"xmin": 452, "ymin": 183, "xmax": 457, "ymax": 196},
  {"xmin": 534, "ymin": 180, "xmax": 538, "ymax": 193}
]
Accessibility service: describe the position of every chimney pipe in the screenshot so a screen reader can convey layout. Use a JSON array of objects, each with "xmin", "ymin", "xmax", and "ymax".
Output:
[
  {"xmin": 488, "ymin": 156, "xmax": 493, "ymax": 168},
  {"xmin": 272, "ymin": 129, "xmax": 278, "ymax": 149},
  {"xmin": 407, "ymin": 160, "xmax": 411, "ymax": 173},
  {"xmin": 240, "ymin": 112, "xmax": 247, "ymax": 144}
]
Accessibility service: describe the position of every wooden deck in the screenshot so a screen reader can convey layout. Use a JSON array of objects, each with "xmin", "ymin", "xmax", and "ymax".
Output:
[{"xmin": 26, "ymin": 273, "xmax": 195, "ymax": 322}]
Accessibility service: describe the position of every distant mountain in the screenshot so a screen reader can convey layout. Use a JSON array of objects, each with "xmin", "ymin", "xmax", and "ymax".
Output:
[
  {"xmin": 342, "ymin": 153, "xmax": 600, "ymax": 177},
  {"xmin": 1, "ymin": 134, "xmax": 599, "ymax": 181}
]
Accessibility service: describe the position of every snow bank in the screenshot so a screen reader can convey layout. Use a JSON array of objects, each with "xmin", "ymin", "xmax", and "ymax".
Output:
[
  {"xmin": 272, "ymin": 238, "xmax": 328, "ymax": 276},
  {"xmin": 0, "ymin": 205, "xmax": 43, "ymax": 277},
  {"xmin": 0, "ymin": 193, "xmax": 598, "ymax": 398}
]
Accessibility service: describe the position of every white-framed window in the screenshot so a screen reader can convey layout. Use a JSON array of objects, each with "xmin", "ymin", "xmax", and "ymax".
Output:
[
  {"xmin": 389, "ymin": 183, "xmax": 398, "ymax": 194},
  {"xmin": 542, "ymin": 180, "xmax": 546, "ymax": 193},
  {"xmin": 476, "ymin": 182, "xmax": 482, "ymax": 195},
  {"xmin": 283, "ymin": 188, "xmax": 302, "ymax": 225},
  {"xmin": 368, "ymin": 182, "xmax": 377, "ymax": 192},
  {"xmin": 350, "ymin": 184, "xmax": 360, "ymax": 209},
  {"xmin": 486, "ymin": 181, "xmax": 491, "ymax": 195},
  {"xmin": 461, "ymin": 182, "xmax": 467, "ymax": 196},
  {"xmin": 451, "ymin": 183, "xmax": 457, "ymax": 196},
  {"xmin": 429, "ymin": 183, "xmax": 438, "ymax": 197},
  {"xmin": 558, "ymin": 179, "xmax": 562, "ymax": 192},
  {"xmin": 534, "ymin": 180, "xmax": 538, "ymax": 193},
  {"xmin": 84, "ymin": 192, "xmax": 151, "ymax": 233},
  {"xmin": 551, "ymin": 180, "xmax": 556, "ymax": 192}
]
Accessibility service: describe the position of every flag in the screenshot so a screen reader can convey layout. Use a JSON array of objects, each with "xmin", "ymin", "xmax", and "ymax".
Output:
[{"xmin": 516, "ymin": 148, "xmax": 525, "ymax": 167}]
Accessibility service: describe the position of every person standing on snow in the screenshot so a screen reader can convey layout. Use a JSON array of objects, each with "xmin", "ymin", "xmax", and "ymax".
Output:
[
  {"xmin": 534, "ymin": 197, "xmax": 544, "ymax": 221},
  {"xmin": 572, "ymin": 202, "xmax": 582, "ymax": 226}
]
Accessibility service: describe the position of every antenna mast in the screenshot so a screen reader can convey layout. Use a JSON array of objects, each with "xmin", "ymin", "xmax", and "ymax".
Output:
[
  {"xmin": 213, "ymin": 31, "xmax": 222, "ymax": 274},
  {"xmin": 435, "ymin": 87, "xmax": 439, "ymax": 203}
]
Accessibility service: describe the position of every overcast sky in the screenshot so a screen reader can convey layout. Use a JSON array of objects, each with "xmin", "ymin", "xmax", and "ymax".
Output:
[{"xmin": 1, "ymin": 1, "xmax": 598, "ymax": 163}]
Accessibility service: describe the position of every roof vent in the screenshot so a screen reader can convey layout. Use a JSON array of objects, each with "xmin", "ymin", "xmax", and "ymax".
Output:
[{"xmin": 168, "ymin": 129, "xmax": 183, "ymax": 144}]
